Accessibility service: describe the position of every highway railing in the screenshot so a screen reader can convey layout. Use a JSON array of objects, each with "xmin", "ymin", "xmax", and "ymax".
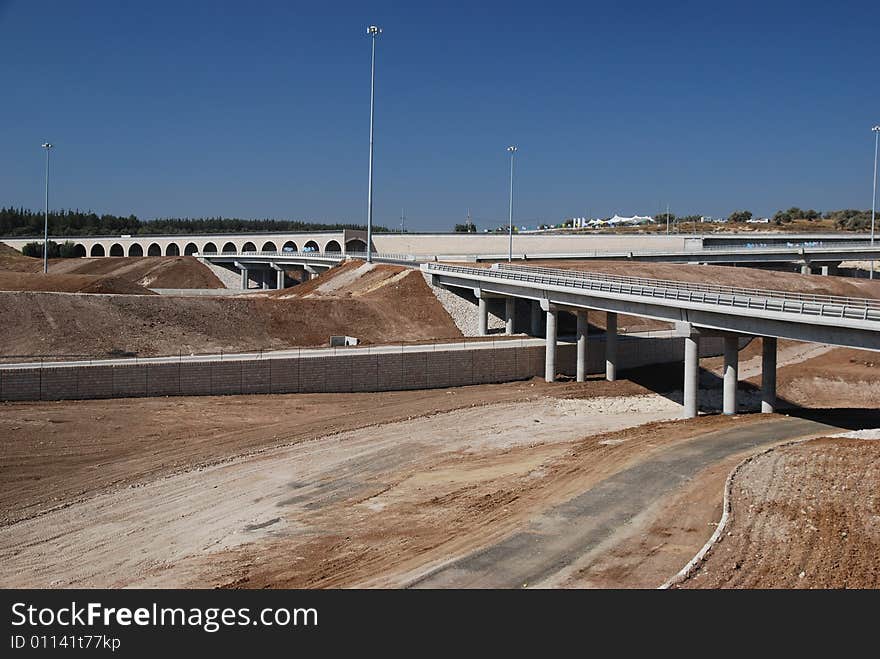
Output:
[
  {"xmin": 494, "ymin": 263, "xmax": 880, "ymax": 310},
  {"xmin": 424, "ymin": 262, "xmax": 880, "ymax": 322}
]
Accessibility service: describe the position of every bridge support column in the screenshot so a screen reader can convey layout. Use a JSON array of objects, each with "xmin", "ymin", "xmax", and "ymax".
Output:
[
  {"xmin": 240, "ymin": 267, "xmax": 249, "ymax": 290},
  {"xmin": 276, "ymin": 269, "xmax": 285, "ymax": 289},
  {"xmin": 605, "ymin": 312, "xmax": 618, "ymax": 382},
  {"xmin": 545, "ymin": 306, "xmax": 557, "ymax": 383},
  {"xmin": 761, "ymin": 337, "xmax": 777, "ymax": 413},
  {"xmin": 722, "ymin": 336, "xmax": 739, "ymax": 415},
  {"xmin": 683, "ymin": 334, "xmax": 700, "ymax": 419},
  {"xmin": 261, "ymin": 270, "xmax": 269, "ymax": 289},
  {"xmin": 576, "ymin": 310, "xmax": 588, "ymax": 382},
  {"xmin": 820, "ymin": 264, "xmax": 838, "ymax": 276},
  {"xmin": 800, "ymin": 262, "xmax": 812, "ymax": 275},
  {"xmin": 530, "ymin": 301, "xmax": 542, "ymax": 337},
  {"xmin": 478, "ymin": 298, "xmax": 488, "ymax": 336},
  {"xmin": 505, "ymin": 298, "xmax": 515, "ymax": 335}
]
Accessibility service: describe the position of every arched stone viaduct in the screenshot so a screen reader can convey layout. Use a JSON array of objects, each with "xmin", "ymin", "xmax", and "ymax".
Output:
[{"xmin": 0, "ymin": 230, "xmax": 368, "ymax": 258}]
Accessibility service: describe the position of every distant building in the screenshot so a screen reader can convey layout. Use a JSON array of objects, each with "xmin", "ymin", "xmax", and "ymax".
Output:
[{"xmin": 747, "ymin": 217, "xmax": 771, "ymax": 224}]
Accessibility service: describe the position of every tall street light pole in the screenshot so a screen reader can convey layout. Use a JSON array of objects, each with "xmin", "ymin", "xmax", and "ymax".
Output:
[
  {"xmin": 507, "ymin": 145, "xmax": 517, "ymax": 262},
  {"xmin": 41, "ymin": 142, "xmax": 53, "ymax": 274},
  {"xmin": 365, "ymin": 25, "xmax": 382, "ymax": 264},
  {"xmin": 871, "ymin": 125, "xmax": 879, "ymax": 280}
]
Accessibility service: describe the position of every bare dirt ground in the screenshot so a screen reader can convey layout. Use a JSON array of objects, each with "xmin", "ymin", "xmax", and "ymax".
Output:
[
  {"xmin": 0, "ymin": 253, "xmax": 222, "ymax": 290},
  {"xmin": 0, "ymin": 271, "xmax": 152, "ymax": 295},
  {"xmin": 0, "ymin": 263, "xmax": 462, "ymax": 359},
  {"xmin": 0, "ymin": 380, "xmax": 730, "ymax": 588},
  {"xmin": 677, "ymin": 437, "xmax": 880, "ymax": 589},
  {"xmin": 0, "ymin": 337, "xmax": 877, "ymax": 588}
]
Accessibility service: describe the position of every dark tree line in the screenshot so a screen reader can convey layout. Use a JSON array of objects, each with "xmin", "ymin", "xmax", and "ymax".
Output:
[{"xmin": 0, "ymin": 207, "xmax": 391, "ymax": 237}]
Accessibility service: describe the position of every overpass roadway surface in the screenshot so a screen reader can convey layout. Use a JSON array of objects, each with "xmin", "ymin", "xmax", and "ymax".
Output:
[
  {"xmin": 424, "ymin": 262, "xmax": 880, "ymax": 350},
  {"xmin": 408, "ymin": 414, "xmax": 841, "ymax": 588}
]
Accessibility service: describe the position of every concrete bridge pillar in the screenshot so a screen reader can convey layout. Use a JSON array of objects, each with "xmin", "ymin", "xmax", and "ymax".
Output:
[
  {"xmin": 545, "ymin": 306, "xmax": 558, "ymax": 383},
  {"xmin": 800, "ymin": 262, "xmax": 812, "ymax": 275},
  {"xmin": 478, "ymin": 297, "xmax": 488, "ymax": 336},
  {"xmin": 683, "ymin": 334, "xmax": 700, "ymax": 419},
  {"xmin": 276, "ymin": 269, "xmax": 285, "ymax": 289},
  {"xmin": 576, "ymin": 310, "xmax": 588, "ymax": 382},
  {"xmin": 605, "ymin": 312, "xmax": 618, "ymax": 382},
  {"xmin": 505, "ymin": 298, "xmax": 516, "ymax": 335},
  {"xmin": 761, "ymin": 337, "xmax": 777, "ymax": 413},
  {"xmin": 722, "ymin": 335, "xmax": 739, "ymax": 415},
  {"xmin": 240, "ymin": 267, "xmax": 249, "ymax": 290},
  {"xmin": 261, "ymin": 270, "xmax": 270, "ymax": 289},
  {"xmin": 530, "ymin": 301, "xmax": 542, "ymax": 337},
  {"xmin": 820, "ymin": 263, "xmax": 838, "ymax": 276}
]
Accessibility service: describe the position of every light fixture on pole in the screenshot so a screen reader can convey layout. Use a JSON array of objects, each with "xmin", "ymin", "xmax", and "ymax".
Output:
[
  {"xmin": 507, "ymin": 145, "xmax": 517, "ymax": 262},
  {"xmin": 41, "ymin": 142, "xmax": 53, "ymax": 274},
  {"xmin": 871, "ymin": 125, "xmax": 879, "ymax": 280},
  {"xmin": 365, "ymin": 25, "xmax": 382, "ymax": 264}
]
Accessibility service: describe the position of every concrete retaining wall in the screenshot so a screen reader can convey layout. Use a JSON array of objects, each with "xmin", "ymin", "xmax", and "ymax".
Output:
[{"xmin": 0, "ymin": 335, "xmax": 737, "ymax": 402}]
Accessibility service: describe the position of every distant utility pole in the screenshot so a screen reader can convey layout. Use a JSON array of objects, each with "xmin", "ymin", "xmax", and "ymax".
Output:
[
  {"xmin": 507, "ymin": 145, "xmax": 517, "ymax": 262},
  {"xmin": 666, "ymin": 204, "xmax": 670, "ymax": 236},
  {"xmin": 871, "ymin": 125, "xmax": 879, "ymax": 280},
  {"xmin": 400, "ymin": 208, "xmax": 406, "ymax": 233},
  {"xmin": 365, "ymin": 25, "xmax": 382, "ymax": 263},
  {"xmin": 466, "ymin": 209, "xmax": 473, "ymax": 232},
  {"xmin": 41, "ymin": 142, "xmax": 53, "ymax": 274}
]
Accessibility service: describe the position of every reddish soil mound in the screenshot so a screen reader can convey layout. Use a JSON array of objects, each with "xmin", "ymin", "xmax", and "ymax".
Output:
[
  {"xmin": 46, "ymin": 256, "xmax": 224, "ymax": 289},
  {"xmin": 0, "ymin": 272, "xmax": 152, "ymax": 295},
  {"xmin": 0, "ymin": 278, "xmax": 462, "ymax": 359},
  {"xmin": 680, "ymin": 437, "xmax": 880, "ymax": 589},
  {"xmin": 0, "ymin": 243, "xmax": 24, "ymax": 258}
]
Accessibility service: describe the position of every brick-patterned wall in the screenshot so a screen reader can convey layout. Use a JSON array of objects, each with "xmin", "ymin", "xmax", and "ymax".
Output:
[{"xmin": 0, "ymin": 335, "xmax": 741, "ymax": 402}]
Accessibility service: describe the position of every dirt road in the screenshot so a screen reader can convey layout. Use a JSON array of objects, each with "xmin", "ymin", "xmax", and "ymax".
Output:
[{"xmin": 0, "ymin": 388, "xmax": 689, "ymax": 588}]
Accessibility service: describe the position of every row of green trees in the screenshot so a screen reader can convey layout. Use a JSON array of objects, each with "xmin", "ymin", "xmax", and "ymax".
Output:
[
  {"xmin": 21, "ymin": 240, "xmax": 80, "ymax": 258},
  {"xmin": 0, "ymin": 208, "xmax": 391, "ymax": 237}
]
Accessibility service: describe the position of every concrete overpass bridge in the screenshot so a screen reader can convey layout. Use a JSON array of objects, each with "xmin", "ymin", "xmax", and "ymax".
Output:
[{"xmin": 423, "ymin": 262, "xmax": 880, "ymax": 419}]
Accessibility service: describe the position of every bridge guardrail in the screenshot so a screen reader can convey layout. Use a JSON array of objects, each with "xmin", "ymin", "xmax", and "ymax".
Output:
[
  {"xmin": 425, "ymin": 262, "xmax": 880, "ymax": 322},
  {"xmin": 495, "ymin": 263, "xmax": 880, "ymax": 310}
]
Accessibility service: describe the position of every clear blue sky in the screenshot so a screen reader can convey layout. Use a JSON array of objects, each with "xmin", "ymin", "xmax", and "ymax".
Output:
[{"xmin": 1, "ymin": 0, "xmax": 877, "ymax": 231}]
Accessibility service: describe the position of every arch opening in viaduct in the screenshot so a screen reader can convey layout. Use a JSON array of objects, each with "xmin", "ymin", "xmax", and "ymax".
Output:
[
  {"xmin": 90, "ymin": 244, "xmax": 105, "ymax": 257},
  {"xmin": 202, "ymin": 242, "xmax": 217, "ymax": 253},
  {"xmin": 74, "ymin": 244, "xmax": 87, "ymax": 257},
  {"xmin": 261, "ymin": 241, "xmax": 278, "ymax": 252},
  {"xmin": 166, "ymin": 243, "xmax": 180, "ymax": 256},
  {"xmin": 242, "ymin": 241, "xmax": 256, "ymax": 253},
  {"xmin": 325, "ymin": 240, "xmax": 342, "ymax": 253},
  {"xmin": 109, "ymin": 243, "xmax": 124, "ymax": 257},
  {"xmin": 282, "ymin": 240, "xmax": 297, "ymax": 252},
  {"xmin": 222, "ymin": 242, "xmax": 236, "ymax": 254},
  {"xmin": 128, "ymin": 243, "xmax": 143, "ymax": 257},
  {"xmin": 304, "ymin": 240, "xmax": 319, "ymax": 252},
  {"xmin": 345, "ymin": 238, "xmax": 367, "ymax": 253},
  {"xmin": 147, "ymin": 243, "xmax": 162, "ymax": 256},
  {"xmin": 184, "ymin": 242, "xmax": 198, "ymax": 256}
]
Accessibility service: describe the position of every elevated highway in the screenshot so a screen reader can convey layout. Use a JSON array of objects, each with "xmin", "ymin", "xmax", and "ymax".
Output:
[{"xmin": 423, "ymin": 262, "xmax": 880, "ymax": 418}]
